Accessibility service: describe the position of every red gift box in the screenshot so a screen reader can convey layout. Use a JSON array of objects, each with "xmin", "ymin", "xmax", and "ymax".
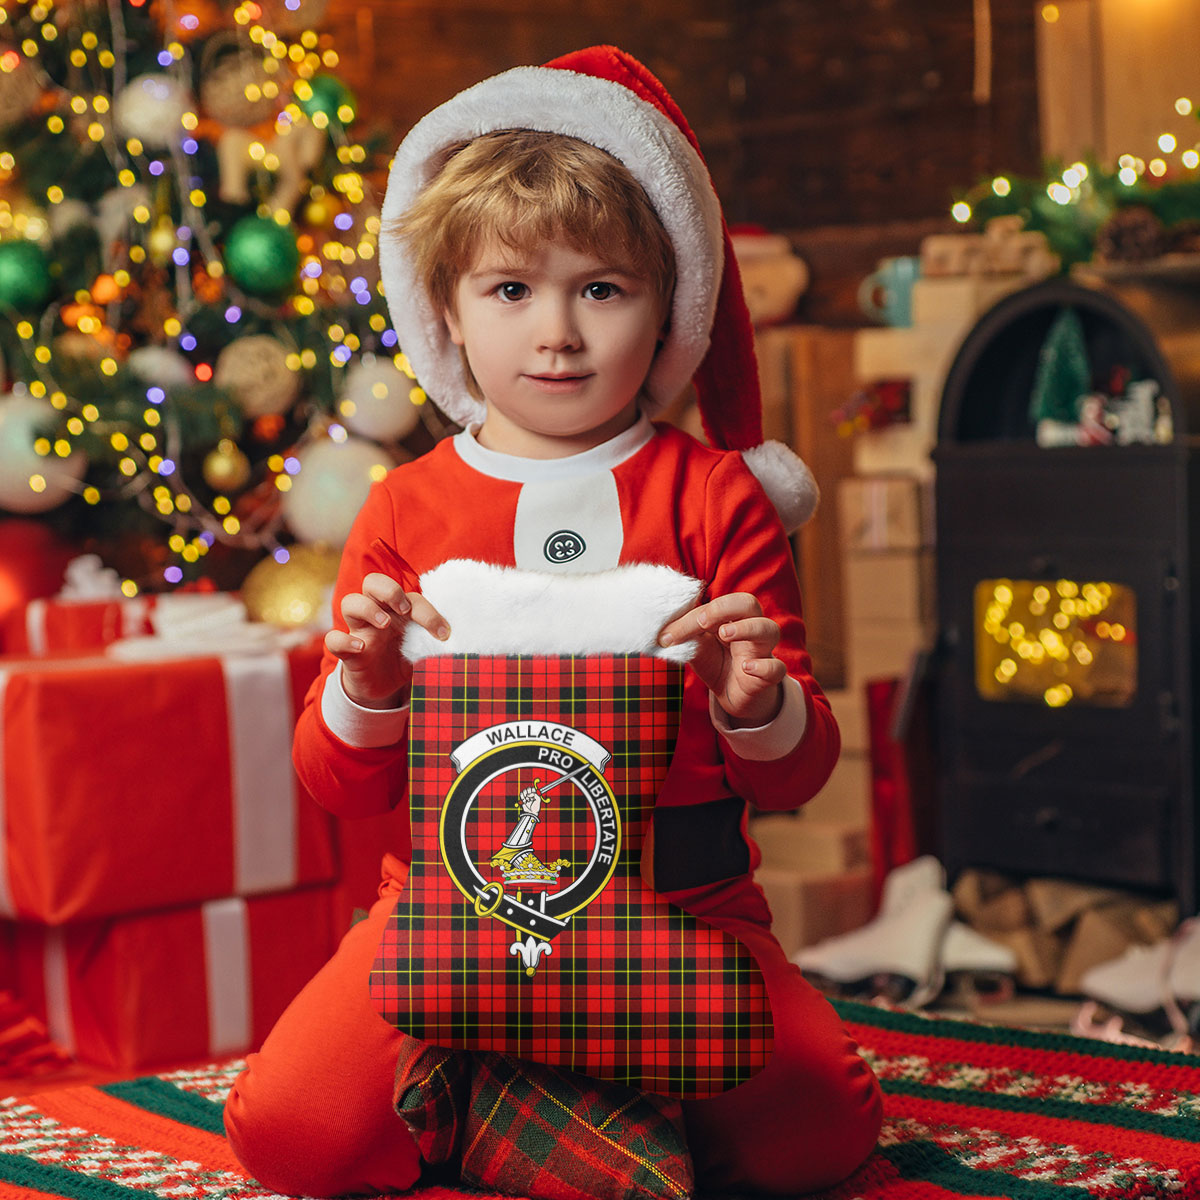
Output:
[
  {"xmin": 0, "ymin": 642, "xmax": 337, "ymax": 923},
  {"xmin": 4, "ymin": 597, "xmax": 156, "ymax": 655},
  {"xmin": 12, "ymin": 886, "xmax": 338, "ymax": 1071}
]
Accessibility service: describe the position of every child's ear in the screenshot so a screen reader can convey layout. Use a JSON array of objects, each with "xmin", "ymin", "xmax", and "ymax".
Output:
[{"xmin": 443, "ymin": 307, "xmax": 464, "ymax": 347}]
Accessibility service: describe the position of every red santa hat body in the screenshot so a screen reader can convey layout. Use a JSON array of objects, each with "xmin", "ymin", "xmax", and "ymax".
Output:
[{"xmin": 379, "ymin": 45, "xmax": 818, "ymax": 530}]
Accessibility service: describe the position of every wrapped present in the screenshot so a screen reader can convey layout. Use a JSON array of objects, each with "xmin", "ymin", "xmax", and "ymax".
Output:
[
  {"xmin": 11, "ymin": 887, "xmax": 338, "ymax": 1070},
  {"xmin": 0, "ymin": 642, "xmax": 337, "ymax": 923},
  {"xmin": 5, "ymin": 596, "xmax": 155, "ymax": 654}
]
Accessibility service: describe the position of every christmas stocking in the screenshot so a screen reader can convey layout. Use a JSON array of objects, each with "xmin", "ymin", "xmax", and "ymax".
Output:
[{"xmin": 368, "ymin": 564, "xmax": 774, "ymax": 1099}]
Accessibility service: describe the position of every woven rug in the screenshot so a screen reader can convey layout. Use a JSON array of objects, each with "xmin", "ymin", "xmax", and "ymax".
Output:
[{"xmin": 2, "ymin": 999, "xmax": 1200, "ymax": 1199}]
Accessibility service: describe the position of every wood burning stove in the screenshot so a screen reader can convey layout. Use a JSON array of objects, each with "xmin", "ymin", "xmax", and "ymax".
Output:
[{"xmin": 933, "ymin": 276, "xmax": 1200, "ymax": 913}]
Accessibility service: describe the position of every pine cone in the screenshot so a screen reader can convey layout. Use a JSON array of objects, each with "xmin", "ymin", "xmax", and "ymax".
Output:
[
  {"xmin": 1166, "ymin": 220, "xmax": 1200, "ymax": 255},
  {"xmin": 1095, "ymin": 206, "xmax": 1167, "ymax": 263}
]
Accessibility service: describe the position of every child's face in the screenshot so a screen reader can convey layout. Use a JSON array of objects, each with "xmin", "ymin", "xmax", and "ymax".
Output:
[{"xmin": 443, "ymin": 238, "xmax": 663, "ymax": 457}]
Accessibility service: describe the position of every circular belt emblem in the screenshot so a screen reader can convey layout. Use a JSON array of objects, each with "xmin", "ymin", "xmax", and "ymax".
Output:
[{"xmin": 544, "ymin": 529, "xmax": 586, "ymax": 563}]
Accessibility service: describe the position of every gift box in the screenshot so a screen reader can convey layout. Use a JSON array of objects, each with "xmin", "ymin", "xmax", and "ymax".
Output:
[
  {"xmin": 837, "ymin": 475, "xmax": 932, "ymax": 553},
  {"xmin": 3, "ymin": 596, "xmax": 156, "ymax": 655},
  {"xmin": 0, "ymin": 641, "xmax": 337, "ymax": 923},
  {"xmin": 11, "ymin": 886, "xmax": 338, "ymax": 1071}
]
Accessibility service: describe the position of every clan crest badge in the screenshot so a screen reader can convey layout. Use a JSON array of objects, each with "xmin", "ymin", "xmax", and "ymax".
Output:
[{"xmin": 439, "ymin": 720, "xmax": 620, "ymax": 975}]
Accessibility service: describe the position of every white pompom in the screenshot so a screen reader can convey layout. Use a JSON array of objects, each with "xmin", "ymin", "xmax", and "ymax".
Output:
[
  {"xmin": 741, "ymin": 440, "xmax": 819, "ymax": 533},
  {"xmin": 281, "ymin": 434, "xmax": 394, "ymax": 546},
  {"xmin": 337, "ymin": 354, "xmax": 422, "ymax": 442},
  {"xmin": 0, "ymin": 389, "xmax": 86, "ymax": 514}
]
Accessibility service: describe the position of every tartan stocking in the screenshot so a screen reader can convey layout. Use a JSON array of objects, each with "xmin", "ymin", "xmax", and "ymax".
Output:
[{"xmin": 371, "ymin": 655, "xmax": 773, "ymax": 1098}]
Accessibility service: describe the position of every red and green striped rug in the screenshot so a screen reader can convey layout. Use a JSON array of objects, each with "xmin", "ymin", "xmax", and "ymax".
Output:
[{"xmin": 1, "ymin": 999, "xmax": 1199, "ymax": 1200}]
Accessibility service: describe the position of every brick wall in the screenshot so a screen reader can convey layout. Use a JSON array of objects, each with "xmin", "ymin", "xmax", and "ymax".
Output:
[{"xmin": 328, "ymin": 0, "xmax": 1041, "ymax": 236}]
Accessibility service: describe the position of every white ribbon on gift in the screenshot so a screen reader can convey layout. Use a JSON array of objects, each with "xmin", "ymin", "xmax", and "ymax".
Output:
[
  {"xmin": 202, "ymin": 896, "xmax": 253, "ymax": 1055},
  {"xmin": 0, "ymin": 648, "xmax": 299, "ymax": 919},
  {"xmin": 221, "ymin": 653, "xmax": 299, "ymax": 896},
  {"xmin": 40, "ymin": 896, "xmax": 253, "ymax": 1058},
  {"xmin": 23, "ymin": 595, "xmax": 152, "ymax": 655}
]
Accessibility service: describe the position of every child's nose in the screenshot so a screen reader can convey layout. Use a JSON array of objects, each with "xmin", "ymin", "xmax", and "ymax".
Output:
[{"xmin": 536, "ymin": 298, "xmax": 581, "ymax": 352}]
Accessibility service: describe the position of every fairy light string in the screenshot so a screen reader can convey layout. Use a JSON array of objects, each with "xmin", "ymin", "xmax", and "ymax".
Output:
[{"xmin": 0, "ymin": 0, "xmax": 435, "ymax": 592}]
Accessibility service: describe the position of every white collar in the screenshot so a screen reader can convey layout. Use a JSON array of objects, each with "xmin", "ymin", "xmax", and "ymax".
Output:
[{"xmin": 451, "ymin": 412, "xmax": 654, "ymax": 484}]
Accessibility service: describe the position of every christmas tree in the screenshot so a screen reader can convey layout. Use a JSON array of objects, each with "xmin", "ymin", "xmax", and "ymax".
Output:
[{"xmin": 0, "ymin": 0, "xmax": 439, "ymax": 595}]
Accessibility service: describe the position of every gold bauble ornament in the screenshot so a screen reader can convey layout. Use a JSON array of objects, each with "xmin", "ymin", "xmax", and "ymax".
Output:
[
  {"xmin": 303, "ymin": 197, "xmax": 332, "ymax": 228},
  {"xmin": 148, "ymin": 218, "xmax": 178, "ymax": 267},
  {"xmin": 202, "ymin": 437, "xmax": 252, "ymax": 491},
  {"xmin": 214, "ymin": 333, "xmax": 301, "ymax": 418},
  {"xmin": 241, "ymin": 543, "xmax": 340, "ymax": 628},
  {"xmin": 200, "ymin": 44, "xmax": 278, "ymax": 127}
]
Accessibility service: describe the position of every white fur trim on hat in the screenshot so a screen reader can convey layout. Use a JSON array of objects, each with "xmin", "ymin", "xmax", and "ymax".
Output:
[
  {"xmin": 401, "ymin": 559, "xmax": 702, "ymax": 663},
  {"xmin": 379, "ymin": 65, "xmax": 724, "ymax": 430},
  {"xmin": 742, "ymin": 441, "xmax": 820, "ymax": 533}
]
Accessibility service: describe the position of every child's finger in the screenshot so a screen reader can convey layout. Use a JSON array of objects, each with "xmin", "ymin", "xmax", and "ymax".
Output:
[
  {"xmin": 340, "ymin": 590, "xmax": 398, "ymax": 633},
  {"xmin": 407, "ymin": 593, "xmax": 452, "ymax": 642},
  {"xmin": 659, "ymin": 593, "xmax": 760, "ymax": 647},
  {"xmin": 716, "ymin": 616, "xmax": 780, "ymax": 651},
  {"xmin": 361, "ymin": 571, "xmax": 412, "ymax": 618},
  {"xmin": 324, "ymin": 628, "xmax": 366, "ymax": 659},
  {"xmin": 739, "ymin": 656, "xmax": 787, "ymax": 684}
]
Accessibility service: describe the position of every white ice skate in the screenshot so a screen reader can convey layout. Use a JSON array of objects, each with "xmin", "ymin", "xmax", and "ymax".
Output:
[
  {"xmin": 1077, "ymin": 917, "xmax": 1200, "ymax": 1048},
  {"xmin": 793, "ymin": 856, "xmax": 954, "ymax": 1008},
  {"xmin": 940, "ymin": 920, "xmax": 1018, "ymax": 1004}
]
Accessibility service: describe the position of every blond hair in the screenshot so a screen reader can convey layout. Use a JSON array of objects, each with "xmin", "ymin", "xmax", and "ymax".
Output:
[{"xmin": 391, "ymin": 129, "xmax": 676, "ymax": 325}]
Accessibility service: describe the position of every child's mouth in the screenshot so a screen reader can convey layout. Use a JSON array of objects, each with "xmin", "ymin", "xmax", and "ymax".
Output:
[{"xmin": 526, "ymin": 373, "xmax": 592, "ymax": 392}]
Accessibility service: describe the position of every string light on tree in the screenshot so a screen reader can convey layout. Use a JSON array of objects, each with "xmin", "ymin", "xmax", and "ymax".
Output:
[{"xmin": 0, "ymin": 0, "xmax": 422, "ymax": 590}]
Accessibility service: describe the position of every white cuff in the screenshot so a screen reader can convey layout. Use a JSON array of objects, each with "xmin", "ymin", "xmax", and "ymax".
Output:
[
  {"xmin": 320, "ymin": 661, "xmax": 410, "ymax": 748},
  {"xmin": 710, "ymin": 675, "xmax": 808, "ymax": 761}
]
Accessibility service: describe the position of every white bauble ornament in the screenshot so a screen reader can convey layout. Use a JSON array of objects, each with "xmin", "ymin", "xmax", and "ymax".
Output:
[
  {"xmin": 281, "ymin": 435, "xmax": 392, "ymax": 546},
  {"xmin": 113, "ymin": 74, "xmax": 192, "ymax": 147},
  {"xmin": 338, "ymin": 354, "xmax": 421, "ymax": 442},
  {"xmin": 0, "ymin": 389, "xmax": 86, "ymax": 514},
  {"xmin": 127, "ymin": 345, "xmax": 195, "ymax": 388},
  {"xmin": 214, "ymin": 334, "xmax": 301, "ymax": 418}
]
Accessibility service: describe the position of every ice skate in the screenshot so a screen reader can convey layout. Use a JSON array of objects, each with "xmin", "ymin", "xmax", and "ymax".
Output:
[
  {"xmin": 940, "ymin": 921, "xmax": 1017, "ymax": 1005},
  {"xmin": 1077, "ymin": 917, "xmax": 1200, "ymax": 1048},
  {"xmin": 793, "ymin": 856, "xmax": 954, "ymax": 1008}
]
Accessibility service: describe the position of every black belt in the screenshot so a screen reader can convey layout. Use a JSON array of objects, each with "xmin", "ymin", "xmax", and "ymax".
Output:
[{"xmin": 652, "ymin": 796, "xmax": 750, "ymax": 891}]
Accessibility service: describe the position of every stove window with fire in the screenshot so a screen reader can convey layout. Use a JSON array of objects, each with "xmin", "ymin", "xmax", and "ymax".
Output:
[{"xmin": 974, "ymin": 578, "xmax": 1137, "ymax": 708}]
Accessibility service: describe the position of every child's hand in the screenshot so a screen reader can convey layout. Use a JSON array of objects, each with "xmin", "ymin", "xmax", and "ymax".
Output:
[
  {"xmin": 324, "ymin": 573, "xmax": 449, "ymax": 709},
  {"xmin": 658, "ymin": 592, "xmax": 786, "ymax": 727}
]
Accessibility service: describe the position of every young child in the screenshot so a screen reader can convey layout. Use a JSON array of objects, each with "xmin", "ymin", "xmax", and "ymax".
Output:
[{"xmin": 225, "ymin": 46, "xmax": 882, "ymax": 1197}]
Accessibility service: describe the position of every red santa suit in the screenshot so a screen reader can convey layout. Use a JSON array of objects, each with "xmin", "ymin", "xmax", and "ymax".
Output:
[{"xmin": 224, "ymin": 44, "xmax": 881, "ymax": 1199}]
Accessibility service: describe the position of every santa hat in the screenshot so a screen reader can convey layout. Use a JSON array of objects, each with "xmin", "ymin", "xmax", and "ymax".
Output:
[{"xmin": 379, "ymin": 45, "xmax": 818, "ymax": 530}]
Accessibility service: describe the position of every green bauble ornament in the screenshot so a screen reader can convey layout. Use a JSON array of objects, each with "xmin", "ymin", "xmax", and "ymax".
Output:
[
  {"xmin": 296, "ymin": 74, "xmax": 356, "ymax": 128},
  {"xmin": 224, "ymin": 215, "xmax": 301, "ymax": 296},
  {"xmin": 0, "ymin": 241, "xmax": 53, "ymax": 311}
]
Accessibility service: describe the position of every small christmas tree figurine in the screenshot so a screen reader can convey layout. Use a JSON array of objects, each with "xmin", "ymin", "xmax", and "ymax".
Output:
[
  {"xmin": 0, "ymin": 0, "xmax": 437, "ymax": 592},
  {"xmin": 1029, "ymin": 306, "xmax": 1091, "ymax": 429}
]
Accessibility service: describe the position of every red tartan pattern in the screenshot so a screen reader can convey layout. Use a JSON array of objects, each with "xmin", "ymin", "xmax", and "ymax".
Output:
[{"xmin": 370, "ymin": 654, "xmax": 773, "ymax": 1098}]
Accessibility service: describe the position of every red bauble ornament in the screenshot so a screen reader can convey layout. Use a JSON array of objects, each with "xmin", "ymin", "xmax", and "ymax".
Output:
[{"xmin": 0, "ymin": 519, "xmax": 76, "ymax": 651}]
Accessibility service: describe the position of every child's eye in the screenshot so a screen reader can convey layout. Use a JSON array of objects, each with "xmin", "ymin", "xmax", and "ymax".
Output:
[
  {"xmin": 497, "ymin": 282, "xmax": 528, "ymax": 301},
  {"xmin": 585, "ymin": 282, "xmax": 619, "ymax": 301}
]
